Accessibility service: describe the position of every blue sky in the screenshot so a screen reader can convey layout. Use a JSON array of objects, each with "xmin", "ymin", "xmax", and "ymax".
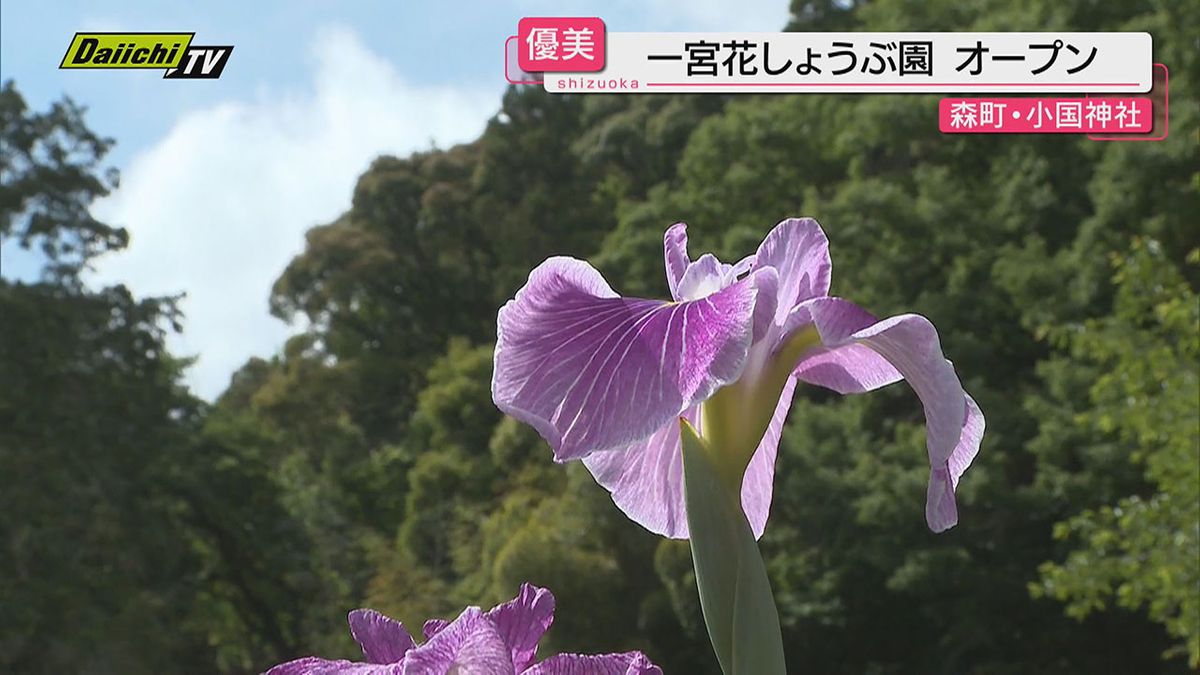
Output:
[{"xmin": 1, "ymin": 0, "xmax": 790, "ymax": 398}]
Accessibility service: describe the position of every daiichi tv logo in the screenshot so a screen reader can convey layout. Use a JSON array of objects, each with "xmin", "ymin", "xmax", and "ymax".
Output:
[{"xmin": 59, "ymin": 32, "xmax": 233, "ymax": 79}]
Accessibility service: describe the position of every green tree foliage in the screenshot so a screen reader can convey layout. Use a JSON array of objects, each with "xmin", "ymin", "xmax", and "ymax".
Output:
[
  {"xmin": 6, "ymin": 0, "xmax": 1198, "ymax": 672},
  {"xmin": 0, "ymin": 83, "xmax": 321, "ymax": 674},
  {"xmin": 1033, "ymin": 242, "xmax": 1200, "ymax": 666},
  {"xmin": 0, "ymin": 81, "xmax": 125, "ymax": 280},
  {"xmin": 1, "ymin": 82, "xmax": 204, "ymax": 672}
]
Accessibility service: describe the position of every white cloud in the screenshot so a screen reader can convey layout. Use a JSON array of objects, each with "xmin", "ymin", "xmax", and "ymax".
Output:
[{"xmin": 90, "ymin": 26, "xmax": 497, "ymax": 400}]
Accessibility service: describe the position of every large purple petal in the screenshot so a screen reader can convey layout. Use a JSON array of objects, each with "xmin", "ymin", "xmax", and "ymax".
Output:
[
  {"xmin": 755, "ymin": 218, "xmax": 832, "ymax": 323},
  {"xmin": 402, "ymin": 608, "xmax": 515, "ymax": 675},
  {"xmin": 785, "ymin": 299, "xmax": 902, "ymax": 394},
  {"xmin": 927, "ymin": 394, "xmax": 984, "ymax": 531},
  {"xmin": 523, "ymin": 652, "xmax": 663, "ymax": 675},
  {"xmin": 739, "ymin": 375, "xmax": 798, "ymax": 539},
  {"xmin": 348, "ymin": 610, "xmax": 415, "ymax": 664},
  {"xmin": 581, "ymin": 407, "xmax": 698, "ymax": 538},
  {"xmin": 493, "ymin": 257, "xmax": 756, "ymax": 461},
  {"xmin": 484, "ymin": 583, "xmax": 556, "ymax": 672},
  {"xmin": 664, "ymin": 222, "xmax": 690, "ymax": 300},
  {"xmin": 264, "ymin": 657, "xmax": 401, "ymax": 675},
  {"xmin": 792, "ymin": 343, "xmax": 903, "ymax": 394},
  {"xmin": 799, "ymin": 297, "xmax": 984, "ymax": 532},
  {"xmin": 583, "ymin": 370, "xmax": 790, "ymax": 542}
]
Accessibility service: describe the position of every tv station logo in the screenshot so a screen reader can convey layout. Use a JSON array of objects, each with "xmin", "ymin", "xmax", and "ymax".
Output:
[{"xmin": 59, "ymin": 32, "xmax": 233, "ymax": 79}]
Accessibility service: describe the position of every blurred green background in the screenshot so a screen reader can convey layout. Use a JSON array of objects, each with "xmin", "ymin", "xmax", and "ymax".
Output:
[{"xmin": 2, "ymin": 1, "xmax": 1197, "ymax": 673}]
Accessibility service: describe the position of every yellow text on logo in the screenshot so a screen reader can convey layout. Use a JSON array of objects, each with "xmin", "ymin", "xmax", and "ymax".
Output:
[{"xmin": 59, "ymin": 33, "xmax": 194, "ymax": 69}]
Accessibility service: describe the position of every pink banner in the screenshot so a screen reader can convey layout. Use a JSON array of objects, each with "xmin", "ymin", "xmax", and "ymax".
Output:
[{"xmin": 517, "ymin": 17, "xmax": 605, "ymax": 73}]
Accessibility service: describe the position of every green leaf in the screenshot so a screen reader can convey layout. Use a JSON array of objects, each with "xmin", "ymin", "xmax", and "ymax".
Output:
[{"xmin": 681, "ymin": 419, "xmax": 787, "ymax": 675}]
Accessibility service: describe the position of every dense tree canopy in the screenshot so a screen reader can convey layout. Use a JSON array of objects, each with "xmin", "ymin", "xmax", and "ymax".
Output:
[
  {"xmin": 2, "ymin": 0, "xmax": 1196, "ymax": 673},
  {"xmin": 1, "ymin": 82, "xmax": 318, "ymax": 673}
]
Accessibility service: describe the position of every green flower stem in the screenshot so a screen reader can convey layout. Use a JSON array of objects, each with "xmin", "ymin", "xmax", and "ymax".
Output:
[{"xmin": 681, "ymin": 419, "xmax": 788, "ymax": 675}]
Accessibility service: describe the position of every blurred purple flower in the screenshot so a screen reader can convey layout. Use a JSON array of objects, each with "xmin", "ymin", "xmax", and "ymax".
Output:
[
  {"xmin": 492, "ymin": 218, "xmax": 984, "ymax": 538},
  {"xmin": 265, "ymin": 583, "xmax": 660, "ymax": 675}
]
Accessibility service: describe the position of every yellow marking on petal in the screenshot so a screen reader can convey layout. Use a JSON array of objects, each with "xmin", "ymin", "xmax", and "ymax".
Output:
[{"xmin": 700, "ymin": 326, "xmax": 822, "ymax": 492}]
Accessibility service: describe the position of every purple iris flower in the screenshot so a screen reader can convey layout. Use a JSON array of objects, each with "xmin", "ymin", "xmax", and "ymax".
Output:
[
  {"xmin": 492, "ymin": 218, "xmax": 984, "ymax": 538},
  {"xmin": 265, "ymin": 583, "xmax": 661, "ymax": 675}
]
